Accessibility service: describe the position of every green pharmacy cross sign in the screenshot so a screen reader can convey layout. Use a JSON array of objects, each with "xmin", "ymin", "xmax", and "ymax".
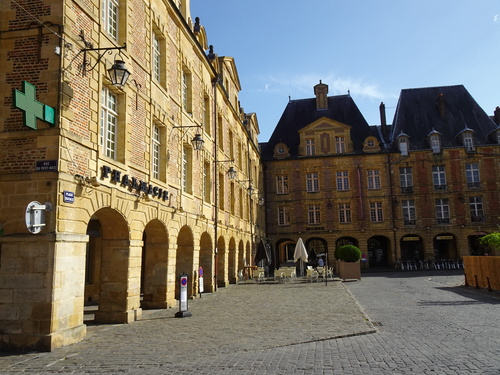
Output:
[{"xmin": 13, "ymin": 81, "xmax": 56, "ymax": 130}]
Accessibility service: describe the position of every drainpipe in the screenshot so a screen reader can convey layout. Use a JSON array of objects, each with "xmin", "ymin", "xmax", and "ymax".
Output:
[
  {"xmin": 356, "ymin": 163, "xmax": 364, "ymax": 227},
  {"xmin": 387, "ymin": 153, "xmax": 398, "ymax": 263},
  {"xmin": 212, "ymin": 75, "xmax": 219, "ymax": 292}
]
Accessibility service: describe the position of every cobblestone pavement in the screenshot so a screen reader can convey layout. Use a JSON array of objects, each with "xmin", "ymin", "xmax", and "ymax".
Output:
[{"xmin": 0, "ymin": 271, "xmax": 499, "ymax": 374}]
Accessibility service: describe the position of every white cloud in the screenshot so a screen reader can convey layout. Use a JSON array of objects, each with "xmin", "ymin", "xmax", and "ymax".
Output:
[
  {"xmin": 494, "ymin": 14, "xmax": 500, "ymax": 23},
  {"xmin": 256, "ymin": 73, "xmax": 394, "ymax": 101}
]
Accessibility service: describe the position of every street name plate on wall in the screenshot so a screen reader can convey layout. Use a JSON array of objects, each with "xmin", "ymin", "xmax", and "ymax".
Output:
[
  {"xmin": 35, "ymin": 160, "xmax": 58, "ymax": 172},
  {"xmin": 63, "ymin": 191, "xmax": 75, "ymax": 203}
]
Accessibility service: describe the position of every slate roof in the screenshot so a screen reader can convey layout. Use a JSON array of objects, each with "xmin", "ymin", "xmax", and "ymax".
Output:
[
  {"xmin": 261, "ymin": 95, "xmax": 374, "ymax": 160},
  {"xmin": 390, "ymin": 85, "xmax": 497, "ymax": 150}
]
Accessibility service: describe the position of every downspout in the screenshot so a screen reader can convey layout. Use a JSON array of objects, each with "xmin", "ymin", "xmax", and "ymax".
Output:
[
  {"xmin": 387, "ymin": 153, "xmax": 398, "ymax": 264},
  {"xmin": 356, "ymin": 163, "xmax": 364, "ymax": 228},
  {"xmin": 212, "ymin": 75, "xmax": 219, "ymax": 292}
]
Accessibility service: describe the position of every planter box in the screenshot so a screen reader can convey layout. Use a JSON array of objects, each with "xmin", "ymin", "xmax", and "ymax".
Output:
[{"xmin": 339, "ymin": 261, "xmax": 361, "ymax": 280}]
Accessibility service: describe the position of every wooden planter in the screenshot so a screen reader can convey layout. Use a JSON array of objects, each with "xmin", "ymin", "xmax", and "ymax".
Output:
[{"xmin": 339, "ymin": 261, "xmax": 361, "ymax": 281}]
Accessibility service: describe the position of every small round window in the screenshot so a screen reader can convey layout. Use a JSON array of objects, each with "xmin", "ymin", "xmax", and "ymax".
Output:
[
  {"xmin": 367, "ymin": 139, "xmax": 375, "ymax": 147},
  {"xmin": 277, "ymin": 146, "xmax": 285, "ymax": 154}
]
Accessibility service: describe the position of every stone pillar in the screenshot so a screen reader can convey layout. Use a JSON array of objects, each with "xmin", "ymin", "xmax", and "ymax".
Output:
[
  {"xmin": 0, "ymin": 233, "xmax": 87, "ymax": 352},
  {"xmin": 94, "ymin": 239, "xmax": 142, "ymax": 323}
]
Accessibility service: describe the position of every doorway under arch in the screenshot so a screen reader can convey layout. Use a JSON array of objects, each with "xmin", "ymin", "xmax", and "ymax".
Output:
[
  {"xmin": 176, "ymin": 225, "xmax": 195, "ymax": 298},
  {"xmin": 84, "ymin": 208, "xmax": 136, "ymax": 324},
  {"xmin": 433, "ymin": 233, "xmax": 458, "ymax": 259},
  {"xmin": 199, "ymin": 232, "xmax": 213, "ymax": 293},
  {"xmin": 400, "ymin": 234, "xmax": 424, "ymax": 260},
  {"xmin": 141, "ymin": 219, "xmax": 169, "ymax": 309},
  {"xmin": 367, "ymin": 236, "xmax": 390, "ymax": 267}
]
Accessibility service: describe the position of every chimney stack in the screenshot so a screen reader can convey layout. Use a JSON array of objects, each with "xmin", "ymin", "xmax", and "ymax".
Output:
[
  {"xmin": 379, "ymin": 102, "xmax": 388, "ymax": 138},
  {"xmin": 494, "ymin": 106, "xmax": 500, "ymax": 125},
  {"xmin": 314, "ymin": 80, "xmax": 328, "ymax": 110}
]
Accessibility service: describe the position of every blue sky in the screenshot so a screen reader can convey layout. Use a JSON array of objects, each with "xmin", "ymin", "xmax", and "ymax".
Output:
[{"xmin": 190, "ymin": 1, "xmax": 500, "ymax": 143}]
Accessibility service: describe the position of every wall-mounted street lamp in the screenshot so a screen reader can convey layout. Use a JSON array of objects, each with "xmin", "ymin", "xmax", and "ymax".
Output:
[
  {"xmin": 227, "ymin": 166, "xmax": 237, "ymax": 180},
  {"xmin": 76, "ymin": 30, "xmax": 131, "ymax": 87},
  {"xmin": 248, "ymin": 185, "xmax": 265, "ymax": 206},
  {"xmin": 172, "ymin": 125, "xmax": 204, "ymax": 151}
]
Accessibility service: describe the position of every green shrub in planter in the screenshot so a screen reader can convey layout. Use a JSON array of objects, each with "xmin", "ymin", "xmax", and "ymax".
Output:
[
  {"xmin": 334, "ymin": 246, "xmax": 342, "ymax": 260},
  {"xmin": 337, "ymin": 245, "xmax": 361, "ymax": 262}
]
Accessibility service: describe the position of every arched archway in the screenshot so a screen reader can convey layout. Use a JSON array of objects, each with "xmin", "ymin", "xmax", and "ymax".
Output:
[
  {"xmin": 274, "ymin": 238, "xmax": 295, "ymax": 267},
  {"xmin": 468, "ymin": 231, "xmax": 488, "ymax": 256},
  {"xmin": 228, "ymin": 237, "xmax": 237, "ymax": 284},
  {"xmin": 367, "ymin": 236, "xmax": 390, "ymax": 267},
  {"xmin": 433, "ymin": 233, "xmax": 458, "ymax": 259},
  {"xmin": 217, "ymin": 236, "xmax": 226, "ymax": 287},
  {"xmin": 400, "ymin": 234, "xmax": 424, "ymax": 260},
  {"xmin": 141, "ymin": 219, "xmax": 169, "ymax": 309},
  {"xmin": 237, "ymin": 240, "xmax": 245, "ymax": 274},
  {"xmin": 199, "ymin": 232, "xmax": 213, "ymax": 293},
  {"xmin": 176, "ymin": 226, "xmax": 195, "ymax": 298},
  {"xmin": 85, "ymin": 208, "xmax": 137, "ymax": 323},
  {"xmin": 335, "ymin": 237, "xmax": 358, "ymax": 249},
  {"xmin": 305, "ymin": 237, "xmax": 328, "ymax": 266}
]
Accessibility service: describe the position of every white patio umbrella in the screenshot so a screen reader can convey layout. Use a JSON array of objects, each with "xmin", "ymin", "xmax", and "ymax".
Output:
[{"xmin": 293, "ymin": 238, "xmax": 308, "ymax": 277}]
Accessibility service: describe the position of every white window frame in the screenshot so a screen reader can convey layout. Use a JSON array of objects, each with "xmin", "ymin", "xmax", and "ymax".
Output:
[
  {"xmin": 308, "ymin": 204, "xmax": 321, "ymax": 225},
  {"xmin": 469, "ymin": 196, "xmax": 484, "ymax": 222},
  {"xmin": 432, "ymin": 165, "xmax": 447, "ymax": 190},
  {"xmin": 306, "ymin": 173, "xmax": 319, "ymax": 192},
  {"xmin": 152, "ymin": 32, "xmax": 161, "ymax": 82},
  {"xmin": 276, "ymin": 175, "xmax": 288, "ymax": 194},
  {"xmin": 402, "ymin": 200, "xmax": 416, "ymax": 225},
  {"xmin": 435, "ymin": 198, "xmax": 450, "ymax": 223},
  {"xmin": 367, "ymin": 169, "xmax": 381, "ymax": 190},
  {"xmin": 466, "ymin": 163, "xmax": 480, "ymax": 188},
  {"xmin": 463, "ymin": 134, "xmax": 474, "ymax": 151},
  {"xmin": 336, "ymin": 171, "xmax": 349, "ymax": 191},
  {"xmin": 100, "ymin": 87, "xmax": 118, "ymax": 159},
  {"xmin": 370, "ymin": 202, "xmax": 383, "ymax": 222},
  {"xmin": 103, "ymin": 0, "xmax": 119, "ymax": 40},
  {"xmin": 203, "ymin": 161, "xmax": 211, "ymax": 203},
  {"xmin": 399, "ymin": 137, "xmax": 409, "ymax": 156},
  {"xmin": 335, "ymin": 136, "xmax": 346, "ymax": 154},
  {"xmin": 399, "ymin": 167, "xmax": 413, "ymax": 188},
  {"xmin": 182, "ymin": 145, "xmax": 193, "ymax": 194},
  {"xmin": 305, "ymin": 138, "xmax": 315, "ymax": 156},
  {"xmin": 431, "ymin": 135, "xmax": 441, "ymax": 153},
  {"xmin": 338, "ymin": 203, "xmax": 351, "ymax": 223},
  {"xmin": 278, "ymin": 207, "xmax": 290, "ymax": 226},
  {"xmin": 152, "ymin": 125, "xmax": 161, "ymax": 179}
]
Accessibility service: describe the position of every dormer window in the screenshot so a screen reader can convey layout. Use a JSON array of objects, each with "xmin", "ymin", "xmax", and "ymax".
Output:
[
  {"xmin": 497, "ymin": 130, "xmax": 500, "ymax": 145},
  {"xmin": 397, "ymin": 134, "xmax": 409, "ymax": 156},
  {"xmin": 363, "ymin": 137, "xmax": 380, "ymax": 153},
  {"xmin": 273, "ymin": 142, "xmax": 290, "ymax": 159},
  {"xmin": 306, "ymin": 138, "xmax": 316, "ymax": 156},
  {"xmin": 335, "ymin": 136, "xmax": 345, "ymax": 154},
  {"xmin": 458, "ymin": 127, "xmax": 475, "ymax": 153},
  {"xmin": 431, "ymin": 135, "xmax": 441, "ymax": 153},
  {"xmin": 462, "ymin": 133, "xmax": 474, "ymax": 152}
]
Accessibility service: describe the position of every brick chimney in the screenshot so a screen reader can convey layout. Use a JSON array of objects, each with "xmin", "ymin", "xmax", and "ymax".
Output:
[
  {"xmin": 314, "ymin": 80, "xmax": 328, "ymax": 110},
  {"xmin": 380, "ymin": 102, "xmax": 388, "ymax": 139},
  {"xmin": 494, "ymin": 106, "xmax": 500, "ymax": 125}
]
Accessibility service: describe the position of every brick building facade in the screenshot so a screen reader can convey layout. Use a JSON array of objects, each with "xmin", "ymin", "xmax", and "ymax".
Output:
[
  {"xmin": 261, "ymin": 82, "xmax": 500, "ymax": 270},
  {"xmin": 0, "ymin": 0, "xmax": 264, "ymax": 351}
]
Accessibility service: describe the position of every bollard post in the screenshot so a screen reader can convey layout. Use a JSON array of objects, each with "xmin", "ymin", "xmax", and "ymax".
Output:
[
  {"xmin": 486, "ymin": 277, "xmax": 492, "ymax": 292},
  {"xmin": 175, "ymin": 273, "xmax": 192, "ymax": 318}
]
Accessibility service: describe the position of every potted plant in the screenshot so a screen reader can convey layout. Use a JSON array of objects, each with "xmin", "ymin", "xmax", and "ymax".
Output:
[
  {"xmin": 337, "ymin": 245, "xmax": 362, "ymax": 280},
  {"xmin": 479, "ymin": 232, "xmax": 500, "ymax": 256}
]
